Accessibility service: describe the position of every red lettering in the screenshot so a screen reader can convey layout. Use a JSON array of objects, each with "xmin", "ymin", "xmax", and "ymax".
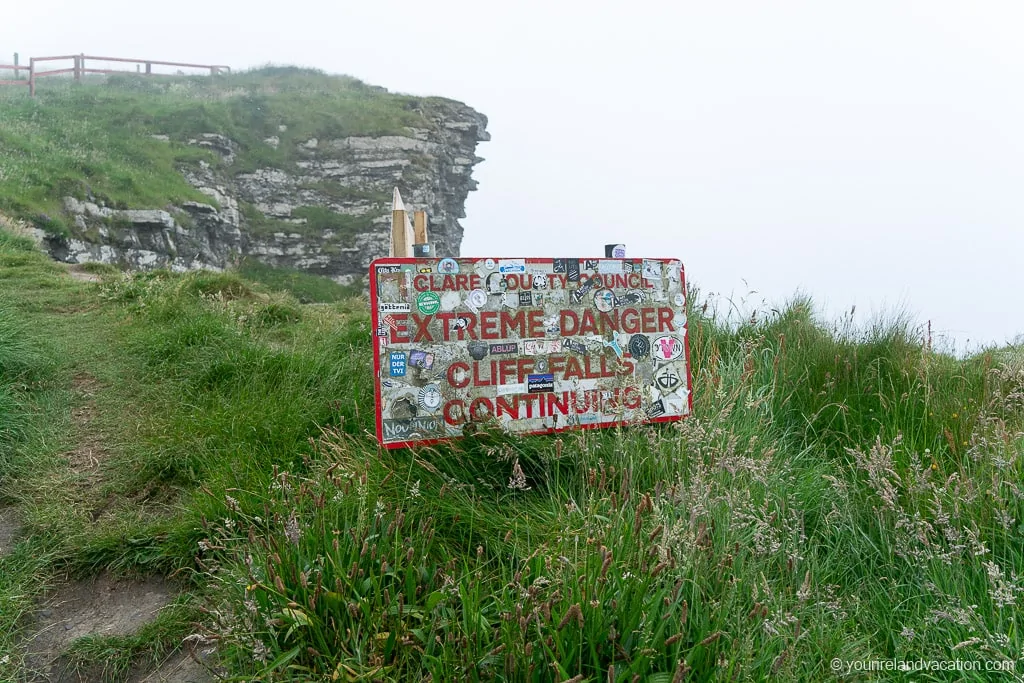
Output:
[
  {"xmin": 447, "ymin": 362, "xmax": 470, "ymax": 388},
  {"xmin": 443, "ymin": 400, "xmax": 466, "ymax": 425},
  {"xmin": 496, "ymin": 395, "xmax": 519, "ymax": 419},
  {"xmin": 642, "ymin": 308, "xmax": 656, "ymax": 332},
  {"xmin": 516, "ymin": 358, "xmax": 535, "ymax": 383},
  {"xmin": 411, "ymin": 314, "xmax": 433, "ymax": 342},
  {"xmin": 560, "ymin": 310, "xmax": 578, "ymax": 336},
  {"xmin": 469, "ymin": 397, "xmax": 493, "ymax": 421},
  {"xmin": 527, "ymin": 310, "xmax": 544, "ymax": 338},
  {"xmin": 455, "ymin": 274, "xmax": 468, "ymax": 291},
  {"xmin": 578, "ymin": 310, "xmax": 598, "ymax": 335},
  {"xmin": 413, "ymin": 274, "xmax": 428, "ymax": 291},
  {"xmin": 547, "ymin": 392, "xmax": 570, "ymax": 417},
  {"xmin": 389, "ymin": 314, "xmax": 410, "ymax": 343},
  {"xmin": 621, "ymin": 308, "xmax": 640, "ymax": 333},
  {"xmin": 500, "ymin": 310, "xmax": 526, "ymax": 337},
  {"xmin": 658, "ymin": 307, "xmax": 675, "ymax": 332},
  {"xmin": 480, "ymin": 311, "xmax": 499, "ymax": 339},
  {"xmin": 499, "ymin": 359, "xmax": 517, "ymax": 385}
]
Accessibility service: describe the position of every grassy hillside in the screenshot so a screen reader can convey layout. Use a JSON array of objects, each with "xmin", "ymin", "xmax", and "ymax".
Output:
[
  {"xmin": 0, "ymin": 231, "xmax": 1021, "ymax": 680},
  {"xmin": 0, "ymin": 67, "xmax": 445, "ymax": 237}
]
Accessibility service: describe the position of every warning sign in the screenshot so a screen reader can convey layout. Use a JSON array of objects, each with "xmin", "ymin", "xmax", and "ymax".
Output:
[{"xmin": 370, "ymin": 257, "xmax": 692, "ymax": 448}]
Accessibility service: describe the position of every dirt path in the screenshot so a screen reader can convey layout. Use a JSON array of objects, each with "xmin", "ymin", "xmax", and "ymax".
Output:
[
  {"xmin": 10, "ymin": 271, "xmax": 215, "ymax": 682},
  {"xmin": 0, "ymin": 506, "xmax": 20, "ymax": 558}
]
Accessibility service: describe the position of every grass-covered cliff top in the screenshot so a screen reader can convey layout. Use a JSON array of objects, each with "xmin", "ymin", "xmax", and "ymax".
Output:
[
  {"xmin": 0, "ymin": 67, "xmax": 474, "ymax": 235},
  {"xmin": 1, "ymin": 230, "xmax": 1021, "ymax": 680}
]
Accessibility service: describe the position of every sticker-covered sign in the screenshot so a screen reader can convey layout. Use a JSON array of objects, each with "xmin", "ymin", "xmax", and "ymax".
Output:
[{"xmin": 370, "ymin": 257, "xmax": 692, "ymax": 448}]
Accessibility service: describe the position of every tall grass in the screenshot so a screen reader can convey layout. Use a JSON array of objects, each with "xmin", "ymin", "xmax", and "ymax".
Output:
[{"xmin": 82, "ymin": 269, "xmax": 1022, "ymax": 680}]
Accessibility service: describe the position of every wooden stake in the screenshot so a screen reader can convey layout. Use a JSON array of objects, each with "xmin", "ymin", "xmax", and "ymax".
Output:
[
  {"xmin": 413, "ymin": 211, "xmax": 428, "ymax": 244},
  {"xmin": 390, "ymin": 188, "xmax": 413, "ymax": 257}
]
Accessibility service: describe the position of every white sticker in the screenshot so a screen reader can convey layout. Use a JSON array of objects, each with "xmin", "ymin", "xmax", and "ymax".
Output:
[
  {"xmin": 496, "ymin": 383, "xmax": 526, "ymax": 395},
  {"xmin": 378, "ymin": 302, "xmax": 411, "ymax": 313},
  {"xmin": 468, "ymin": 289, "xmax": 488, "ymax": 309},
  {"xmin": 484, "ymin": 258, "xmax": 496, "ymax": 270},
  {"xmin": 597, "ymin": 260, "xmax": 624, "ymax": 275},
  {"xmin": 642, "ymin": 260, "xmax": 661, "ymax": 280},
  {"xmin": 498, "ymin": 259, "xmax": 526, "ymax": 274}
]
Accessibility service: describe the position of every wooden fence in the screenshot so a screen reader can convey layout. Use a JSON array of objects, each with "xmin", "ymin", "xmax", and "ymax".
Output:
[{"xmin": 0, "ymin": 53, "xmax": 231, "ymax": 95}]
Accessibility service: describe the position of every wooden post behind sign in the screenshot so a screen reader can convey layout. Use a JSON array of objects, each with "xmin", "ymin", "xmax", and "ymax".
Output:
[
  {"xmin": 390, "ymin": 187, "xmax": 414, "ymax": 257},
  {"xmin": 413, "ymin": 211, "xmax": 427, "ymax": 244}
]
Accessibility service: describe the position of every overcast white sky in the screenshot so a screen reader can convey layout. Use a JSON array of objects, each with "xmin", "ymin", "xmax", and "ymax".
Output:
[{"xmin": 4, "ymin": 1, "xmax": 1022, "ymax": 350}]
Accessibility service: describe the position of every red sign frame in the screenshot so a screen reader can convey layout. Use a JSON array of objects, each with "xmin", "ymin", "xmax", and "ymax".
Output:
[{"xmin": 370, "ymin": 257, "xmax": 692, "ymax": 449}]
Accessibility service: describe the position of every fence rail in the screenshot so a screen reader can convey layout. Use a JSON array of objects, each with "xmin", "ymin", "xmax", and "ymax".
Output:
[{"xmin": 0, "ymin": 53, "xmax": 230, "ymax": 95}]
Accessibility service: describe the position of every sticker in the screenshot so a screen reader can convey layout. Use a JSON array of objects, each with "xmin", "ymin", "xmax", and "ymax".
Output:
[
  {"xmin": 418, "ymin": 385, "xmax": 443, "ymax": 412},
  {"xmin": 535, "ymin": 358, "xmax": 549, "ymax": 373},
  {"xmin": 603, "ymin": 339, "xmax": 623, "ymax": 359},
  {"xmin": 652, "ymin": 336, "xmax": 684, "ymax": 361},
  {"xmin": 532, "ymin": 274, "xmax": 548, "ymax": 290},
  {"xmin": 562, "ymin": 339, "xmax": 588, "ymax": 355},
  {"xmin": 566, "ymin": 259, "xmax": 580, "ymax": 282},
  {"xmin": 518, "ymin": 291, "xmax": 533, "ymax": 306},
  {"xmin": 594, "ymin": 289, "xmax": 615, "ymax": 312},
  {"xmin": 468, "ymin": 341, "xmax": 488, "ymax": 361},
  {"xmin": 418, "ymin": 267, "xmax": 433, "ymax": 274},
  {"xmin": 376, "ymin": 322, "xmax": 389, "ymax": 337},
  {"xmin": 376, "ymin": 265, "xmax": 402, "ymax": 274},
  {"xmin": 527, "ymin": 374, "xmax": 555, "ymax": 393},
  {"xmin": 598, "ymin": 260, "xmax": 624, "ymax": 275},
  {"xmin": 486, "ymin": 273, "xmax": 507, "ymax": 293},
  {"xmin": 484, "ymin": 258, "xmax": 496, "ymax": 270},
  {"xmin": 498, "ymin": 259, "xmax": 526, "ymax": 274},
  {"xmin": 417, "ymin": 291, "xmax": 441, "ymax": 315},
  {"xmin": 666, "ymin": 262, "xmax": 681, "ymax": 281},
  {"xmin": 584, "ymin": 259, "xmax": 598, "ymax": 270},
  {"xmin": 623, "ymin": 261, "xmax": 634, "ymax": 274},
  {"xmin": 674, "ymin": 292, "xmax": 685, "ymax": 307},
  {"xmin": 379, "ymin": 302, "xmax": 412, "ymax": 314},
  {"xmin": 389, "ymin": 352, "xmax": 407, "ymax": 377},
  {"xmin": 570, "ymin": 278, "xmax": 597, "ymax": 304},
  {"xmin": 496, "ymin": 383, "xmax": 526, "ymax": 395},
  {"xmin": 642, "ymin": 260, "xmax": 661, "ymax": 280},
  {"xmin": 654, "ymin": 364, "xmax": 683, "ymax": 393},
  {"xmin": 614, "ymin": 291, "xmax": 645, "ymax": 307},
  {"xmin": 468, "ymin": 289, "xmax": 488, "ymax": 309},
  {"xmin": 611, "ymin": 245, "xmax": 627, "ymax": 258},
  {"xmin": 409, "ymin": 350, "xmax": 434, "ymax": 370},
  {"xmin": 451, "ymin": 316, "xmax": 471, "ymax": 332},
  {"xmin": 383, "ymin": 416, "xmax": 442, "ymax": 440},
  {"xmin": 490, "ymin": 342, "xmax": 518, "ymax": 355},
  {"xmin": 438, "ymin": 258, "xmax": 460, "ymax": 274},
  {"xmin": 523, "ymin": 339, "xmax": 562, "ymax": 355},
  {"xmin": 647, "ymin": 399, "xmax": 666, "ymax": 418},
  {"xmin": 628, "ymin": 335, "xmax": 650, "ymax": 358},
  {"xmin": 553, "ymin": 259, "xmax": 567, "ymax": 273}
]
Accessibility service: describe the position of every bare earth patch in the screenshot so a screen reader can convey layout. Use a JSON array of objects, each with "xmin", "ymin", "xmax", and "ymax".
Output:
[
  {"xmin": 65, "ymin": 266, "xmax": 102, "ymax": 284},
  {"xmin": 22, "ymin": 574, "xmax": 175, "ymax": 681},
  {"xmin": 130, "ymin": 649, "xmax": 215, "ymax": 683},
  {"xmin": 0, "ymin": 506, "xmax": 20, "ymax": 557}
]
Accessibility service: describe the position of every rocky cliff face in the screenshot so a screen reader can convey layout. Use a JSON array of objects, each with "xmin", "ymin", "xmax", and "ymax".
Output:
[{"xmin": 38, "ymin": 100, "xmax": 488, "ymax": 285}]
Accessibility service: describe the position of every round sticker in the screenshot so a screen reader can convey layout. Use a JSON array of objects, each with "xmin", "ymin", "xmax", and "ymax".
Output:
[
  {"xmin": 594, "ymin": 289, "xmax": 615, "ymax": 312},
  {"xmin": 673, "ymin": 292, "xmax": 685, "ymax": 307},
  {"xmin": 652, "ymin": 335, "xmax": 684, "ymax": 361},
  {"xmin": 468, "ymin": 289, "xmax": 488, "ymax": 309},
  {"xmin": 438, "ymin": 258, "xmax": 459, "ymax": 274},
  {"xmin": 418, "ymin": 385, "xmax": 442, "ymax": 412},
  {"xmin": 484, "ymin": 258, "xmax": 496, "ymax": 270},
  {"xmin": 628, "ymin": 335, "xmax": 650, "ymax": 359},
  {"xmin": 417, "ymin": 291, "xmax": 441, "ymax": 315},
  {"xmin": 535, "ymin": 358, "xmax": 549, "ymax": 373}
]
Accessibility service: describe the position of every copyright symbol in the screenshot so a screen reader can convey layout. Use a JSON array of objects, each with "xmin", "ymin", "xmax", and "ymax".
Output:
[{"xmin": 831, "ymin": 658, "xmax": 843, "ymax": 672}]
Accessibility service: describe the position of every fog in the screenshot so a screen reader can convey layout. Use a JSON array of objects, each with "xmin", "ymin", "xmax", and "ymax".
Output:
[{"xmin": 5, "ymin": 0, "xmax": 1022, "ymax": 350}]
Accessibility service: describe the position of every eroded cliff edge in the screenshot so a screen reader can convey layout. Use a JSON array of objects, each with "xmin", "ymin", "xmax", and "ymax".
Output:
[{"xmin": 8, "ymin": 71, "xmax": 488, "ymax": 285}]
